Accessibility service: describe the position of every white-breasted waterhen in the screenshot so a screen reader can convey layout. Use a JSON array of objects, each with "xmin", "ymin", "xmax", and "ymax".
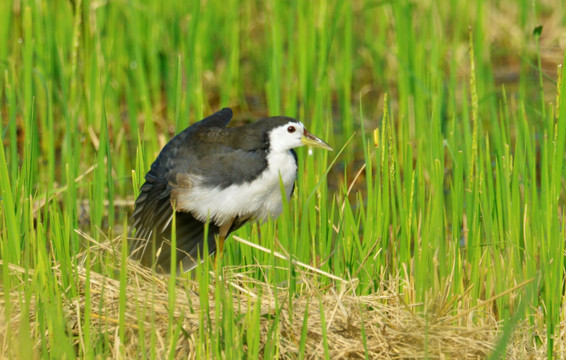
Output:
[{"xmin": 129, "ymin": 107, "xmax": 333, "ymax": 272}]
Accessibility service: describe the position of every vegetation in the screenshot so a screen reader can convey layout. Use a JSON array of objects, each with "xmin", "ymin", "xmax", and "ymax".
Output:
[{"xmin": 1, "ymin": 0, "xmax": 565, "ymax": 358}]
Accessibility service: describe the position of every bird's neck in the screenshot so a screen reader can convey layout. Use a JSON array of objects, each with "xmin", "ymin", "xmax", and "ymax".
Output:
[{"xmin": 266, "ymin": 148, "xmax": 297, "ymax": 182}]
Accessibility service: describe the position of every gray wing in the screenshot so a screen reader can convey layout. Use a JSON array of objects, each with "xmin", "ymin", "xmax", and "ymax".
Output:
[
  {"xmin": 194, "ymin": 149, "xmax": 268, "ymax": 188},
  {"xmin": 147, "ymin": 107, "xmax": 233, "ymax": 178},
  {"xmin": 129, "ymin": 108, "xmax": 234, "ymax": 272}
]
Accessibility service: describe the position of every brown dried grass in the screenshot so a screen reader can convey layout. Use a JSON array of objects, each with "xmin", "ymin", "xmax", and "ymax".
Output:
[{"xmin": 0, "ymin": 236, "xmax": 559, "ymax": 359}]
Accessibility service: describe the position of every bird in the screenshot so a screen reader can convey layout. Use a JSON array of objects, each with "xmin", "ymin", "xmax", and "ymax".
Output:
[{"xmin": 129, "ymin": 107, "xmax": 333, "ymax": 272}]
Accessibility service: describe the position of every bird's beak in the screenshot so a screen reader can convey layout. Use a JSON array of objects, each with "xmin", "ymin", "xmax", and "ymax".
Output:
[{"xmin": 301, "ymin": 129, "xmax": 333, "ymax": 151}]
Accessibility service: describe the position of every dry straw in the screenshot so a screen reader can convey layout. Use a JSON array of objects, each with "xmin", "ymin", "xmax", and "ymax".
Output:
[{"xmin": 0, "ymin": 234, "xmax": 557, "ymax": 359}]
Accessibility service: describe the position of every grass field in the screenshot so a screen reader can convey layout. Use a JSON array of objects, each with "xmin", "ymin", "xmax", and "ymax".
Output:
[{"xmin": 1, "ymin": 0, "xmax": 566, "ymax": 358}]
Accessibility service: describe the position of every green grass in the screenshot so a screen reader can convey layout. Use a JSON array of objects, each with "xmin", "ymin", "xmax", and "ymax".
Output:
[{"xmin": 1, "ymin": 0, "xmax": 566, "ymax": 358}]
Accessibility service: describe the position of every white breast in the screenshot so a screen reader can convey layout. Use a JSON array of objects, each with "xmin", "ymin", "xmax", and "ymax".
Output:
[{"xmin": 176, "ymin": 150, "xmax": 297, "ymax": 225}]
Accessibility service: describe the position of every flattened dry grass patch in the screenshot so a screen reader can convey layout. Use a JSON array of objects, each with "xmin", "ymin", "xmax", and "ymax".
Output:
[{"xmin": 1, "ymin": 236, "xmax": 546, "ymax": 359}]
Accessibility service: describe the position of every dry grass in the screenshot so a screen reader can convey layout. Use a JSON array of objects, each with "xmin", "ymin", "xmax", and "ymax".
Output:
[{"xmin": 1, "ymin": 235, "xmax": 559, "ymax": 359}]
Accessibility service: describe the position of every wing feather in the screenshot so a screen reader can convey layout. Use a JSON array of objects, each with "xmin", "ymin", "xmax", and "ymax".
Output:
[
  {"xmin": 129, "ymin": 178, "xmax": 221, "ymax": 272},
  {"xmin": 129, "ymin": 108, "xmax": 254, "ymax": 272}
]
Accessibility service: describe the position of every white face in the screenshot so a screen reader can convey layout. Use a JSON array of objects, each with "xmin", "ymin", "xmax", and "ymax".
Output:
[{"xmin": 268, "ymin": 121, "xmax": 305, "ymax": 152}]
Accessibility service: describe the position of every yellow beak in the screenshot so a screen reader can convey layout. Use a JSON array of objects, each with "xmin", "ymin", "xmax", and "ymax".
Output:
[{"xmin": 301, "ymin": 129, "xmax": 333, "ymax": 151}]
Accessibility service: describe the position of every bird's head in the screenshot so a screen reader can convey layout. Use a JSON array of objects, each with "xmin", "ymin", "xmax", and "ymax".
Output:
[{"xmin": 266, "ymin": 118, "xmax": 333, "ymax": 153}]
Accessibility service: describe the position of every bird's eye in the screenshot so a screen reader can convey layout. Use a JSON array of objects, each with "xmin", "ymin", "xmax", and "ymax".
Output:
[{"xmin": 287, "ymin": 126, "xmax": 296, "ymax": 133}]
